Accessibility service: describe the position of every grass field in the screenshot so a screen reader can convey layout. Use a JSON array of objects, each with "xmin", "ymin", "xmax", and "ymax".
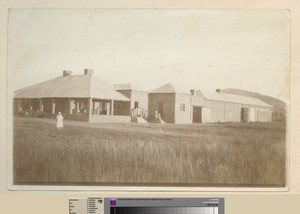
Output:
[{"xmin": 13, "ymin": 118, "xmax": 286, "ymax": 187}]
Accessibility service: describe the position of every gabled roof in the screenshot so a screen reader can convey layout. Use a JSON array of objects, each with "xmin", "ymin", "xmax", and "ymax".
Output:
[
  {"xmin": 151, "ymin": 83, "xmax": 187, "ymax": 94},
  {"xmin": 14, "ymin": 73, "xmax": 130, "ymax": 101},
  {"xmin": 195, "ymin": 90, "xmax": 272, "ymax": 107},
  {"xmin": 114, "ymin": 83, "xmax": 148, "ymax": 92}
]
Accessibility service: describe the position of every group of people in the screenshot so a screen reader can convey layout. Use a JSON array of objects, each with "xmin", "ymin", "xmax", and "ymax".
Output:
[
  {"xmin": 18, "ymin": 106, "xmax": 42, "ymax": 117},
  {"xmin": 131, "ymin": 107, "xmax": 148, "ymax": 119},
  {"xmin": 54, "ymin": 110, "xmax": 163, "ymax": 130},
  {"xmin": 92, "ymin": 107, "xmax": 104, "ymax": 115}
]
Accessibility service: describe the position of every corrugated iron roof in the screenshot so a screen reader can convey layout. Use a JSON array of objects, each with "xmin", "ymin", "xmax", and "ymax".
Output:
[
  {"xmin": 14, "ymin": 74, "xmax": 130, "ymax": 101},
  {"xmin": 195, "ymin": 90, "xmax": 272, "ymax": 107},
  {"xmin": 151, "ymin": 83, "xmax": 187, "ymax": 94}
]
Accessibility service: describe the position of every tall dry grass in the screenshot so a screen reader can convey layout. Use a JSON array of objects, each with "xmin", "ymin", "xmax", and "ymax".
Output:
[{"xmin": 13, "ymin": 118, "xmax": 286, "ymax": 186}]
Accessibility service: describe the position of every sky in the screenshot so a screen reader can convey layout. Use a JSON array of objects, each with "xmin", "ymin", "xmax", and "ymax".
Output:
[{"xmin": 8, "ymin": 9, "xmax": 290, "ymax": 101}]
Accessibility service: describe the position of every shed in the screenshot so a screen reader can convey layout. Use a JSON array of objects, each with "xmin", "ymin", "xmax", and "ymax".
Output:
[
  {"xmin": 191, "ymin": 90, "xmax": 272, "ymax": 123},
  {"xmin": 148, "ymin": 83, "xmax": 192, "ymax": 124}
]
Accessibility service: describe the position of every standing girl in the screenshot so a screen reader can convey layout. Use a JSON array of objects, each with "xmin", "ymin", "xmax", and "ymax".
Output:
[{"xmin": 56, "ymin": 112, "xmax": 64, "ymax": 131}]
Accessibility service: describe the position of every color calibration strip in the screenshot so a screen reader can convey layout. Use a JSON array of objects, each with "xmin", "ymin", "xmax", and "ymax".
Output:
[
  {"xmin": 70, "ymin": 198, "xmax": 223, "ymax": 214},
  {"xmin": 110, "ymin": 207, "xmax": 218, "ymax": 214}
]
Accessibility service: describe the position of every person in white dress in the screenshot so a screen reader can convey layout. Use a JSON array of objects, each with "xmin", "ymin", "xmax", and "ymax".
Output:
[{"xmin": 56, "ymin": 112, "xmax": 64, "ymax": 131}]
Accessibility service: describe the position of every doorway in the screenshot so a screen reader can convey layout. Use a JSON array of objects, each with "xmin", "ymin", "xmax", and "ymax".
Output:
[
  {"xmin": 158, "ymin": 103, "xmax": 164, "ymax": 117},
  {"xmin": 134, "ymin": 101, "xmax": 139, "ymax": 108},
  {"xmin": 193, "ymin": 106, "xmax": 202, "ymax": 123}
]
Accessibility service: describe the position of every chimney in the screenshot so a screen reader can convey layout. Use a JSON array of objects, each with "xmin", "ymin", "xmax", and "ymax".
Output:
[
  {"xmin": 84, "ymin": 69, "xmax": 94, "ymax": 75},
  {"xmin": 216, "ymin": 89, "xmax": 221, "ymax": 93},
  {"xmin": 63, "ymin": 70, "xmax": 72, "ymax": 76},
  {"xmin": 190, "ymin": 89, "xmax": 195, "ymax": 96}
]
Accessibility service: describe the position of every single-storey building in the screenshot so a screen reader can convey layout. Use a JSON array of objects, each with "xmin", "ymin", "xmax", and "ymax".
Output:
[
  {"xmin": 191, "ymin": 89, "xmax": 273, "ymax": 123},
  {"xmin": 114, "ymin": 84, "xmax": 149, "ymax": 121},
  {"xmin": 147, "ymin": 84, "xmax": 272, "ymax": 124},
  {"xmin": 148, "ymin": 83, "xmax": 192, "ymax": 124},
  {"xmin": 13, "ymin": 69, "xmax": 131, "ymax": 122},
  {"xmin": 13, "ymin": 70, "xmax": 273, "ymax": 124}
]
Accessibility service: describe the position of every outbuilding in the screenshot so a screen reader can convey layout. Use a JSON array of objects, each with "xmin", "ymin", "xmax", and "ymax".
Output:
[
  {"xmin": 191, "ymin": 89, "xmax": 273, "ymax": 123},
  {"xmin": 148, "ymin": 83, "xmax": 192, "ymax": 124},
  {"xmin": 147, "ymin": 83, "xmax": 272, "ymax": 124}
]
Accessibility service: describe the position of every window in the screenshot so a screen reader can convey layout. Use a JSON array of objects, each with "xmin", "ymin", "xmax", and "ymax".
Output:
[
  {"xmin": 134, "ymin": 101, "xmax": 139, "ymax": 108},
  {"xmin": 180, "ymin": 103, "xmax": 185, "ymax": 111}
]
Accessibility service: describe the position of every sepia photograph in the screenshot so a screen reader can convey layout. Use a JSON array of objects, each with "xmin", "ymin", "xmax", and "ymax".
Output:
[{"xmin": 8, "ymin": 9, "xmax": 289, "ymax": 189}]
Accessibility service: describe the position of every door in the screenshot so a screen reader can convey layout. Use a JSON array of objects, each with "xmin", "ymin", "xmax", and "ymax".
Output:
[
  {"xmin": 158, "ymin": 103, "xmax": 164, "ymax": 117},
  {"xmin": 193, "ymin": 106, "xmax": 201, "ymax": 123}
]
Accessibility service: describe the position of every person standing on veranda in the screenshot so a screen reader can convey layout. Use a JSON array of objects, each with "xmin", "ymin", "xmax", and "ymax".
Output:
[{"xmin": 56, "ymin": 112, "xmax": 64, "ymax": 131}]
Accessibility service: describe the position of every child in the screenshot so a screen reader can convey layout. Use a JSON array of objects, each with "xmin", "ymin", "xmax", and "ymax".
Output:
[{"xmin": 56, "ymin": 112, "xmax": 64, "ymax": 131}]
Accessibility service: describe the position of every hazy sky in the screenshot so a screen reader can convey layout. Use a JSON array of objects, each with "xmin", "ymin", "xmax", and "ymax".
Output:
[{"xmin": 8, "ymin": 9, "xmax": 290, "ymax": 100}]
